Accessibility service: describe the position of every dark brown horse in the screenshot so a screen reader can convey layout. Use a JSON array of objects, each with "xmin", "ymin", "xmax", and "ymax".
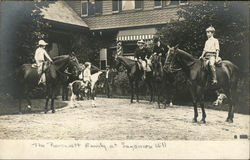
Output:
[
  {"xmin": 151, "ymin": 54, "xmax": 179, "ymax": 108},
  {"xmin": 16, "ymin": 55, "xmax": 80, "ymax": 113},
  {"xmin": 165, "ymin": 46, "xmax": 239, "ymax": 123},
  {"xmin": 114, "ymin": 55, "xmax": 153, "ymax": 103},
  {"xmin": 151, "ymin": 54, "xmax": 164, "ymax": 108}
]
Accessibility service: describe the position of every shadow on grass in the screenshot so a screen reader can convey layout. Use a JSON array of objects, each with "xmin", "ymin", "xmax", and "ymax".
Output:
[{"xmin": 0, "ymin": 98, "xmax": 68, "ymax": 116}]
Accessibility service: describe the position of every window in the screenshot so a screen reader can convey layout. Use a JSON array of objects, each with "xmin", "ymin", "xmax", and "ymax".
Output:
[
  {"xmin": 81, "ymin": 0, "xmax": 102, "ymax": 16},
  {"xmin": 112, "ymin": 0, "xmax": 122, "ymax": 12},
  {"xmin": 154, "ymin": 0, "xmax": 162, "ymax": 7},
  {"xmin": 135, "ymin": 0, "xmax": 143, "ymax": 9},
  {"xmin": 112, "ymin": 0, "xmax": 142, "ymax": 12},
  {"xmin": 154, "ymin": 0, "xmax": 188, "ymax": 7}
]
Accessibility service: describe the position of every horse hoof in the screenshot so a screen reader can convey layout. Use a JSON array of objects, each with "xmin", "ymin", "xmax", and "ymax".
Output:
[
  {"xmin": 200, "ymin": 119, "xmax": 206, "ymax": 124},
  {"xmin": 225, "ymin": 118, "xmax": 229, "ymax": 122},
  {"xmin": 52, "ymin": 110, "xmax": 55, "ymax": 113},
  {"xmin": 45, "ymin": 111, "xmax": 48, "ymax": 114},
  {"xmin": 228, "ymin": 119, "xmax": 233, "ymax": 123},
  {"xmin": 192, "ymin": 118, "xmax": 197, "ymax": 123}
]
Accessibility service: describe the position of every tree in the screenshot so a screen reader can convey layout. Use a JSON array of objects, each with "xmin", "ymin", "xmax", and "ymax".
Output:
[
  {"xmin": 156, "ymin": 1, "xmax": 249, "ymax": 112},
  {"xmin": 156, "ymin": 1, "xmax": 248, "ymax": 71}
]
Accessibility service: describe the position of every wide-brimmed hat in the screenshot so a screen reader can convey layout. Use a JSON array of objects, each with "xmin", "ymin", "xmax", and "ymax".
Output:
[
  {"xmin": 206, "ymin": 26, "xmax": 215, "ymax": 32},
  {"xmin": 38, "ymin": 40, "xmax": 48, "ymax": 46},
  {"xmin": 137, "ymin": 39, "xmax": 145, "ymax": 45}
]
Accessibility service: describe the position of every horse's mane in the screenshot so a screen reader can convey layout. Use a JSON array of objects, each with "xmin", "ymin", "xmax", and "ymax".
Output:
[
  {"xmin": 117, "ymin": 56, "xmax": 135, "ymax": 67},
  {"xmin": 176, "ymin": 49, "xmax": 196, "ymax": 61},
  {"xmin": 52, "ymin": 55, "xmax": 69, "ymax": 63}
]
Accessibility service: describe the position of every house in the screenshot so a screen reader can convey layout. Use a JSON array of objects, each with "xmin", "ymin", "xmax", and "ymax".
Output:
[{"xmin": 66, "ymin": 0, "xmax": 188, "ymax": 69}]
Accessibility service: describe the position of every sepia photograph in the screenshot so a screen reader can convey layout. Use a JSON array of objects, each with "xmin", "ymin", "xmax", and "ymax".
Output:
[{"xmin": 0, "ymin": 0, "xmax": 249, "ymax": 159}]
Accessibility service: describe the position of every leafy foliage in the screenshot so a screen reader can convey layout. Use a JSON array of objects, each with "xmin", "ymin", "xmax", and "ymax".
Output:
[{"xmin": 156, "ymin": 1, "xmax": 248, "ymax": 69}]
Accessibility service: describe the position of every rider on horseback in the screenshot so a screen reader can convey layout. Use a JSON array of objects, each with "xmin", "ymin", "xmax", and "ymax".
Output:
[
  {"xmin": 199, "ymin": 26, "xmax": 220, "ymax": 85},
  {"xmin": 134, "ymin": 39, "xmax": 150, "ymax": 80},
  {"xmin": 83, "ymin": 62, "xmax": 92, "ymax": 94},
  {"xmin": 153, "ymin": 37, "xmax": 166, "ymax": 65},
  {"xmin": 34, "ymin": 40, "xmax": 53, "ymax": 85}
]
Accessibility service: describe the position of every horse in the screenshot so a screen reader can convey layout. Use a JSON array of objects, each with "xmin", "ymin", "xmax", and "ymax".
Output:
[
  {"xmin": 164, "ymin": 46, "xmax": 239, "ymax": 123},
  {"xmin": 69, "ymin": 70, "xmax": 103, "ymax": 107},
  {"xmin": 16, "ymin": 55, "xmax": 80, "ymax": 113},
  {"xmin": 151, "ymin": 54, "xmax": 179, "ymax": 108},
  {"xmin": 62, "ymin": 63, "xmax": 99, "ymax": 101},
  {"xmin": 114, "ymin": 55, "xmax": 153, "ymax": 103},
  {"xmin": 151, "ymin": 54, "xmax": 164, "ymax": 108},
  {"xmin": 61, "ymin": 58, "xmax": 81, "ymax": 101}
]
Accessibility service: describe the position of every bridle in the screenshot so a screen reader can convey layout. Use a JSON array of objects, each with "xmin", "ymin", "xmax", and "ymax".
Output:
[{"xmin": 164, "ymin": 46, "xmax": 182, "ymax": 73}]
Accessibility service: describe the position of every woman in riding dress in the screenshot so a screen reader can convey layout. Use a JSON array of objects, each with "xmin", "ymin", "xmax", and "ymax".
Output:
[{"xmin": 34, "ymin": 40, "xmax": 53, "ymax": 85}]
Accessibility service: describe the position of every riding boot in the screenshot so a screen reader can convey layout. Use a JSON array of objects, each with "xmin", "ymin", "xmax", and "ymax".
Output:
[{"xmin": 210, "ymin": 65, "xmax": 217, "ymax": 85}]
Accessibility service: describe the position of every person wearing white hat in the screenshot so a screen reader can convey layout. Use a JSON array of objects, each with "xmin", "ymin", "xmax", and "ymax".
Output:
[
  {"xmin": 135, "ymin": 39, "xmax": 149, "ymax": 80},
  {"xmin": 34, "ymin": 40, "xmax": 53, "ymax": 85},
  {"xmin": 199, "ymin": 26, "xmax": 220, "ymax": 85}
]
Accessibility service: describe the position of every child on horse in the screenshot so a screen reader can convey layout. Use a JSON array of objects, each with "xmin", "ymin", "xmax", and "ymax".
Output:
[
  {"xmin": 199, "ymin": 26, "xmax": 220, "ymax": 85},
  {"xmin": 134, "ymin": 39, "xmax": 151, "ymax": 80},
  {"xmin": 34, "ymin": 40, "xmax": 53, "ymax": 85},
  {"xmin": 83, "ymin": 62, "xmax": 92, "ymax": 93}
]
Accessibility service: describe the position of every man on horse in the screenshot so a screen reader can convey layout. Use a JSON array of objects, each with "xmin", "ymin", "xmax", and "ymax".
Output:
[
  {"xmin": 134, "ymin": 39, "xmax": 151, "ymax": 80},
  {"xmin": 199, "ymin": 26, "xmax": 220, "ymax": 85},
  {"xmin": 34, "ymin": 40, "xmax": 53, "ymax": 85}
]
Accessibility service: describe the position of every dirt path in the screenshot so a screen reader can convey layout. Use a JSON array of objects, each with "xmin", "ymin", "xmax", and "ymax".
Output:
[{"xmin": 0, "ymin": 98, "xmax": 249, "ymax": 140}]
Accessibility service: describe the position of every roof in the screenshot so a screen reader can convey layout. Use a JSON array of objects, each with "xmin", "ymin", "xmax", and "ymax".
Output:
[
  {"xmin": 39, "ymin": 1, "xmax": 88, "ymax": 28},
  {"xmin": 83, "ymin": 7, "xmax": 178, "ymax": 30}
]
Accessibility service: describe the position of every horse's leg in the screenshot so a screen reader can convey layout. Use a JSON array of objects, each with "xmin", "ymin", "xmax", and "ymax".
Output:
[
  {"xmin": 149, "ymin": 81, "xmax": 154, "ymax": 103},
  {"xmin": 130, "ymin": 80, "xmax": 134, "ymax": 103},
  {"xmin": 62, "ymin": 85, "xmax": 65, "ymax": 101},
  {"xmin": 45, "ymin": 98, "xmax": 49, "ymax": 114},
  {"xmin": 51, "ymin": 98, "xmax": 55, "ymax": 113},
  {"xmin": 45, "ymin": 86, "xmax": 50, "ymax": 114},
  {"xmin": 65, "ymin": 83, "xmax": 69, "ymax": 101},
  {"xmin": 51, "ymin": 88, "xmax": 55, "ymax": 113},
  {"xmin": 26, "ymin": 94, "xmax": 32, "ymax": 112},
  {"xmin": 199, "ymin": 90, "xmax": 206, "ymax": 123},
  {"xmin": 190, "ymin": 86, "xmax": 198, "ymax": 123},
  {"xmin": 225, "ymin": 89, "xmax": 233, "ymax": 123},
  {"xmin": 135, "ymin": 80, "xmax": 139, "ymax": 103}
]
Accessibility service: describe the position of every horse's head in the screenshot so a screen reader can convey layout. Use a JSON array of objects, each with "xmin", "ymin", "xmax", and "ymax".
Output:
[
  {"xmin": 113, "ymin": 55, "xmax": 123, "ymax": 71},
  {"xmin": 151, "ymin": 54, "xmax": 163, "ymax": 80},
  {"xmin": 163, "ymin": 45, "xmax": 179, "ymax": 72},
  {"xmin": 68, "ymin": 55, "xmax": 81, "ymax": 78}
]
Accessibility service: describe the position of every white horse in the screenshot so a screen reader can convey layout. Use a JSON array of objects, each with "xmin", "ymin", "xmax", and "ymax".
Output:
[{"xmin": 90, "ymin": 71, "xmax": 103, "ymax": 107}]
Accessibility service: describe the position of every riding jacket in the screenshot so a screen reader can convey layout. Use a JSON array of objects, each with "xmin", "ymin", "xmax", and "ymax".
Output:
[
  {"xmin": 34, "ymin": 47, "xmax": 52, "ymax": 65},
  {"xmin": 134, "ymin": 47, "xmax": 150, "ymax": 60}
]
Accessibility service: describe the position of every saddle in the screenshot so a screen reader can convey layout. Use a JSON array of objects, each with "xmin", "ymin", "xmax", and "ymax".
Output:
[{"xmin": 203, "ymin": 57, "xmax": 222, "ymax": 68}]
